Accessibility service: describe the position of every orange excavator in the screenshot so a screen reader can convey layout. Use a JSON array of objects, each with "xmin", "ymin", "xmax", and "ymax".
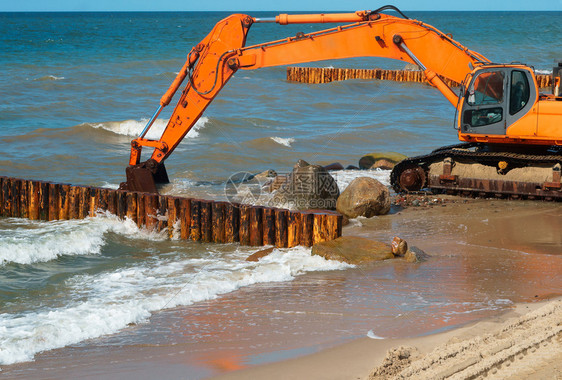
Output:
[{"xmin": 120, "ymin": 5, "xmax": 562, "ymax": 200}]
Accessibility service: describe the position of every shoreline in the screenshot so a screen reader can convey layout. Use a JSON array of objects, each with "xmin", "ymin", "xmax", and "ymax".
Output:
[
  {"xmin": 1, "ymin": 197, "xmax": 560, "ymax": 379},
  {"xmin": 211, "ymin": 296, "xmax": 562, "ymax": 380}
]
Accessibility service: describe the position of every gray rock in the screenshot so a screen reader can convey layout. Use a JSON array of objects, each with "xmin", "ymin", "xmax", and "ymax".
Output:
[
  {"xmin": 270, "ymin": 160, "xmax": 339, "ymax": 210},
  {"xmin": 336, "ymin": 177, "xmax": 390, "ymax": 218},
  {"xmin": 404, "ymin": 246, "xmax": 430, "ymax": 263}
]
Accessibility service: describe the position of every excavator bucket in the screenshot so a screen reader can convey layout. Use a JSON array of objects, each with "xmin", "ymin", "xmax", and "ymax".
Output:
[{"xmin": 120, "ymin": 160, "xmax": 169, "ymax": 194}]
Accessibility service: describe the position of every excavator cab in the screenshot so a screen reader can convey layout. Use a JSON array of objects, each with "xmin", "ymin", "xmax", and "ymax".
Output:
[{"xmin": 459, "ymin": 66, "xmax": 537, "ymax": 137}]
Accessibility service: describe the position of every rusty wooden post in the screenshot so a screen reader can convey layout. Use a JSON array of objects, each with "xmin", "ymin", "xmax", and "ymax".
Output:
[
  {"xmin": 190, "ymin": 199, "xmax": 201, "ymax": 241},
  {"xmin": 300, "ymin": 211, "xmax": 314, "ymax": 247},
  {"xmin": 106, "ymin": 189, "xmax": 117, "ymax": 216},
  {"xmin": 10, "ymin": 179, "xmax": 21, "ymax": 218},
  {"xmin": 201, "ymin": 199, "xmax": 213, "ymax": 241},
  {"xmin": 0, "ymin": 177, "xmax": 4, "ymax": 217},
  {"xmin": 212, "ymin": 201, "xmax": 226, "ymax": 243},
  {"xmin": 79, "ymin": 187, "xmax": 90, "ymax": 219},
  {"xmin": 224, "ymin": 202, "xmax": 240, "ymax": 243},
  {"xmin": 115, "ymin": 190, "xmax": 127, "ymax": 220},
  {"xmin": 2, "ymin": 177, "xmax": 13, "ymax": 218},
  {"xmin": 287, "ymin": 210, "xmax": 302, "ymax": 248},
  {"xmin": 179, "ymin": 197, "xmax": 191, "ymax": 240},
  {"xmin": 3, "ymin": 178, "xmax": 13, "ymax": 217},
  {"xmin": 335, "ymin": 213, "xmax": 343, "ymax": 239},
  {"xmin": 167, "ymin": 196, "xmax": 180, "ymax": 239},
  {"xmin": 275, "ymin": 209, "xmax": 289, "ymax": 248},
  {"xmin": 135, "ymin": 192, "xmax": 146, "ymax": 227},
  {"xmin": 28, "ymin": 180, "xmax": 40, "ymax": 220},
  {"xmin": 125, "ymin": 191, "xmax": 138, "ymax": 224},
  {"xmin": 312, "ymin": 212, "xmax": 329, "ymax": 244},
  {"xmin": 67, "ymin": 186, "xmax": 81, "ymax": 220},
  {"xmin": 144, "ymin": 193, "xmax": 159, "ymax": 231},
  {"xmin": 238, "ymin": 205, "xmax": 251, "ymax": 246},
  {"xmin": 38, "ymin": 182, "xmax": 49, "ymax": 221},
  {"xmin": 48, "ymin": 183, "xmax": 59, "ymax": 221},
  {"xmin": 249, "ymin": 206, "xmax": 263, "ymax": 246},
  {"xmin": 97, "ymin": 188, "xmax": 109, "ymax": 213},
  {"xmin": 58, "ymin": 184, "xmax": 70, "ymax": 220},
  {"xmin": 88, "ymin": 187, "xmax": 98, "ymax": 217},
  {"xmin": 262, "ymin": 207, "xmax": 276, "ymax": 246},
  {"xmin": 157, "ymin": 195, "xmax": 168, "ymax": 232},
  {"xmin": 17, "ymin": 179, "xmax": 29, "ymax": 219}
]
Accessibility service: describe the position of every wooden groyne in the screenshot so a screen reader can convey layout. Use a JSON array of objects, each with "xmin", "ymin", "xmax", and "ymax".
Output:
[
  {"xmin": 286, "ymin": 67, "xmax": 553, "ymax": 88},
  {"xmin": 0, "ymin": 177, "xmax": 342, "ymax": 248}
]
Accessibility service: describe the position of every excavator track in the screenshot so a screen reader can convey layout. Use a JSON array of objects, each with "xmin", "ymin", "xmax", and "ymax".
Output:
[{"xmin": 391, "ymin": 143, "xmax": 562, "ymax": 200}]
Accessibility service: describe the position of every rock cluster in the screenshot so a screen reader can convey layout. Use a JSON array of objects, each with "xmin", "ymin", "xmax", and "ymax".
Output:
[{"xmin": 269, "ymin": 159, "xmax": 340, "ymax": 210}]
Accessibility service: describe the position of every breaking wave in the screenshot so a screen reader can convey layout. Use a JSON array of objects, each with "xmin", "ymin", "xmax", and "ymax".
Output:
[
  {"xmin": 270, "ymin": 137, "xmax": 295, "ymax": 147},
  {"xmin": 86, "ymin": 116, "xmax": 209, "ymax": 140},
  {"xmin": 0, "ymin": 246, "xmax": 350, "ymax": 365}
]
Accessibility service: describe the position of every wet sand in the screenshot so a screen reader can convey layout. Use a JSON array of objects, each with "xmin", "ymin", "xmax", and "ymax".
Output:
[{"xmin": 1, "ymin": 197, "xmax": 561, "ymax": 379}]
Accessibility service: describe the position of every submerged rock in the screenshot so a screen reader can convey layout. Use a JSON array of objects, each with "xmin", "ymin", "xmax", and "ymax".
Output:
[
  {"xmin": 359, "ymin": 152, "xmax": 407, "ymax": 170},
  {"xmin": 311, "ymin": 236, "xmax": 394, "ymax": 264},
  {"xmin": 336, "ymin": 177, "xmax": 390, "ymax": 218},
  {"xmin": 404, "ymin": 246, "xmax": 430, "ymax": 263},
  {"xmin": 246, "ymin": 247, "xmax": 275, "ymax": 262}
]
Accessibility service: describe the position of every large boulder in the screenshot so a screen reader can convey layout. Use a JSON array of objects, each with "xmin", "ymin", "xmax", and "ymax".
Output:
[
  {"xmin": 270, "ymin": 160, "xmax": 340, "ymax": 210},
  {"xmin": 312, "ymin": 236, "xmax": 394, "ymax": 264},
  {"xmin": 359, "ymin": 152, "xmax": 407, "ymax": 170},
  {"xmin": 336, "ymin": 177, "xmax": 391, "ymax": 218}
]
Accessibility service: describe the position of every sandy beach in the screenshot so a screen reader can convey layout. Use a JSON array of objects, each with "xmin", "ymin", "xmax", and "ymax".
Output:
[
  {"xmin": 213, "ymin": 297, "xmax": 561, "ymax": 380},
  {"xmin": 1, "ymin": 196, "xmax": 561, "ymax": 379}
]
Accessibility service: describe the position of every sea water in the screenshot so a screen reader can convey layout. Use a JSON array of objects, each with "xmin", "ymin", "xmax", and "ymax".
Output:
[{"xmin": 0, "ymin": 10, "xmax": 561, "ymax": 375}]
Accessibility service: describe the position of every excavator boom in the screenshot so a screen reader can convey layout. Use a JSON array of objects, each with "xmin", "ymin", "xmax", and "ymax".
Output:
[{"xmin": 120, "ymin": 6, "xmax": 561, "ymax": 198}]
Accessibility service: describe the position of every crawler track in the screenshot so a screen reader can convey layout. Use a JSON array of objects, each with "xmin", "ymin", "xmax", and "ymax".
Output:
[{"xmin": 391, "ymin": 143, "xmax": 562, "ymax": 200}]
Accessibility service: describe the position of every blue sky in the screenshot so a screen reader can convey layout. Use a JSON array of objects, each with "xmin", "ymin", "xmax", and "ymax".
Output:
[{"xmin": 1, "ymin": 0, "xmax": 561, "ymax": 11}]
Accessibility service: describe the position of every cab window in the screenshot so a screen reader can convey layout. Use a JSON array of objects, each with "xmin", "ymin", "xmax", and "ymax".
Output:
[
  {"xmin": 510, "ymin": 70, "xmax": 530, "ymax": 115},
  {"xmin": 467, "ymin": 71, "xmax": 505, "ymax": 106}
]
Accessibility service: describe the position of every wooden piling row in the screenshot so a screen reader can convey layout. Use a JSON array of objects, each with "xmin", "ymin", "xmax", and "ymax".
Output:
[
  {"xmin": 0, "ymin": 177, "xmax": 343, "ymax": 248},
  {"xmin": 286, "ymin": 67, "xmax": 553, "ymax": 88}
]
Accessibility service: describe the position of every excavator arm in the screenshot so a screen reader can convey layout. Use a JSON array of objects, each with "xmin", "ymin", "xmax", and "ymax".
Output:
[{"xmin": 121, "ymin": 6, "xmax": 490, "ymax": 193}]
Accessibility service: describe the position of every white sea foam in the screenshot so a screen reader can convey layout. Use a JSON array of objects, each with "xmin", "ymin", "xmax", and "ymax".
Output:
[
  {"xmin": 0, "ymin": 246, "xmax": 350, "ymax": 365},
  {"xmin": 367, "ymin": 330, "xmax": 385, "ymax": 339},
  {"xmin": 535, "ymin": 69, "xmax": 553, "ymax": 75},
  {"xmin": 330, "ymin": 169, "xmax": 391, "ymax": 192},
  {"xmin": 0, "ymin": 214, "xmax": 163, "ymax": 266},
  {"xmin": 33, "ymin": 75, "xmax": 65, "ymax": 81},
  {"xmin": 270, "ymin": 137, "xmax": 295, "ymax": 147},
  {"xmin": 89, "ymin": 116, "xmax": 209, "ymax": 140}
]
